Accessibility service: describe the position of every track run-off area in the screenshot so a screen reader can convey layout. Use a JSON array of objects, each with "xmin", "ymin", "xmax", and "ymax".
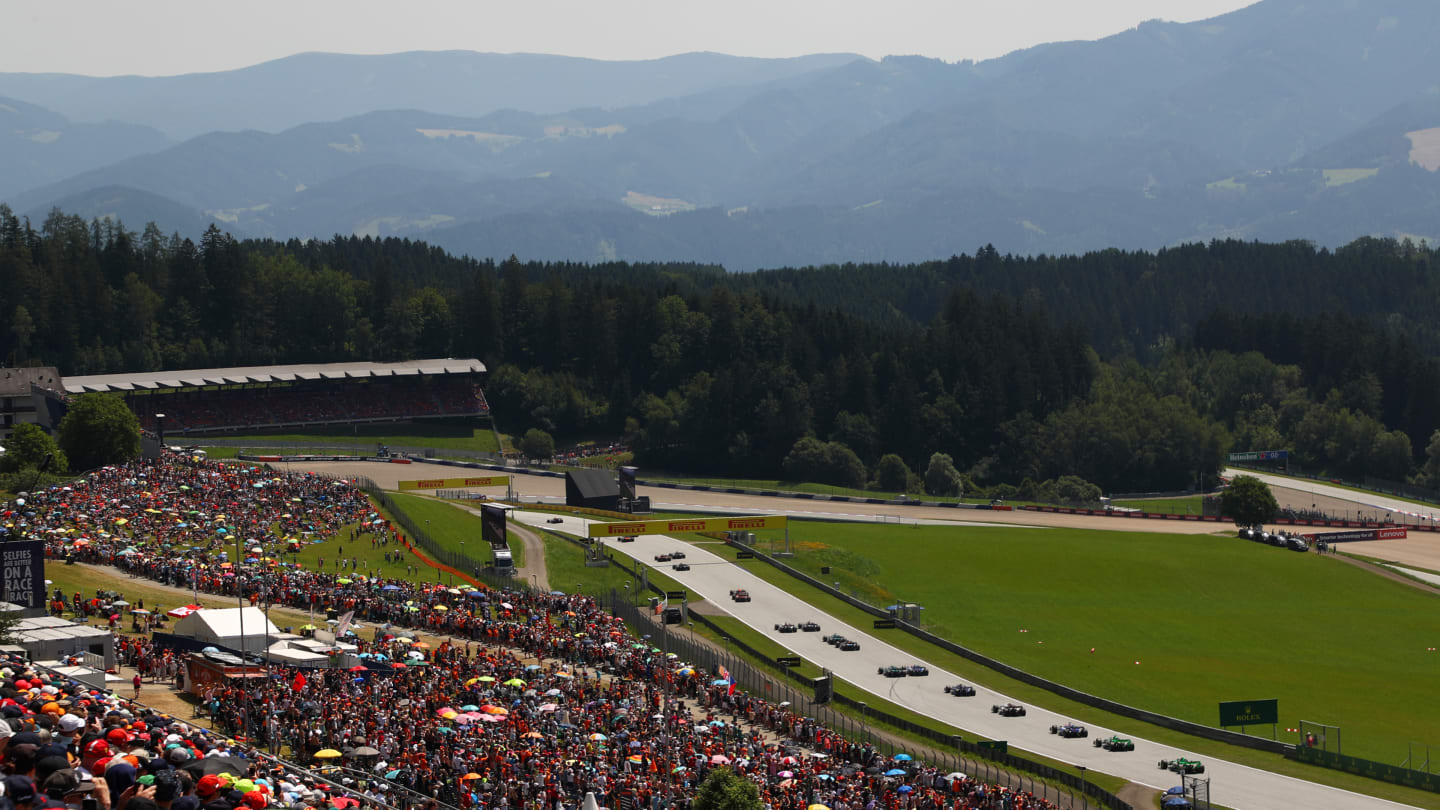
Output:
[{"xmin": 289, "ymin": 461, "xmax": 1435, "ymax": 810}]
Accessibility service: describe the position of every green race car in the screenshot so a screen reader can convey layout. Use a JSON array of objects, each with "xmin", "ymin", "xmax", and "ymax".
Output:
[
  {"xmin": 1093, "ymin": 735, "xmax": 1135, "ymax": 752},
  {"xmin": 1159, "ymin": 757, "xmax": 1205, "ymax": 774}
]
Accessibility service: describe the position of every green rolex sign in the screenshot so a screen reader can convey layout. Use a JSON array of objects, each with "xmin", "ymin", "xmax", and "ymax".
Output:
[{"xmin": 1219, "ymin": 699, "xmax": 1278, "ymax": 726}]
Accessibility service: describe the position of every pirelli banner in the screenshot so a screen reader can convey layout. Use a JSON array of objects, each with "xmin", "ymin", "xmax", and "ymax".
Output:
[
  {"xmin": 587, "ymin": 514, "xmax": 786, "ymax": 538},
  {"xmin": 397, "ymin": 475, "xmax": 511, "ymax": 491}
]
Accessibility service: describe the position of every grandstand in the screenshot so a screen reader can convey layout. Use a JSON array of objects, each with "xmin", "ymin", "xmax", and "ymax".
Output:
[{"xmin": 61, "ymin": 359, "xmax": 488, "ymax": 435}]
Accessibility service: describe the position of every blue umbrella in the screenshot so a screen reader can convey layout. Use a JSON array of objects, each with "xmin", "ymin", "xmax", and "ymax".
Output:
[
  {"xmin": 893, "ymin": 754, "xmax": 912, "ymax": 761},
  {"xmin": 384, "ymin": 770, "xmax": 400, "ymax": 779},
  {"xmin": 382, "ymin": 585, "xmax": 402, "ymax": 591},
  {"xmin": 884, "ymin": 769, "xmax": 906, "ymax": 777},
  {"xmin": 549, "ymin": 590, "xmax": 566, "ymax": 596},
  {"xmin": 467, "ymin": 591, "xmax": 486, "ymax": 598},
  {"xmin": 712, "ymin": 680, "xmax": 730, "ymax": 686},
  {"xmin": 897, "ymin": 786, "xmax": 913, "ymax": 794}
]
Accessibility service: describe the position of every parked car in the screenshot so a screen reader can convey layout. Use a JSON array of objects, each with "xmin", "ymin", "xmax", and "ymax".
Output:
[{"xmin": 944, "ymin": 684, "xmax": 976, "ymax": 696}]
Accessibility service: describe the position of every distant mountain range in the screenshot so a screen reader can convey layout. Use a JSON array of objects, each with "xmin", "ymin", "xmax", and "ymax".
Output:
[{"xmin": 3, "ymin": 0, "xmax": 1440, "ymax": 269}]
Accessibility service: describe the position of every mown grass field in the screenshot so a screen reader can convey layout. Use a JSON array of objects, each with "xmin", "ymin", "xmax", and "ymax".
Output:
[
  {"xmin": 1108, "ymin": 495, "xmax": 1206, "ymax": 515},
  {"xmin": 385, "ymin": 492, "xmax": 518, "ymax": 568},
  {"xmin": 732, "ymin": 521, "xmax": 1440, "ymax": 765},
  {"xmin": 203, "ymin": 418, "xmax": 501, "ymax": 454}
]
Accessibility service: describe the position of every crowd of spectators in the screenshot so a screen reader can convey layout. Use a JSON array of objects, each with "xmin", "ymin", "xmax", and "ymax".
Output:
[
  {"xmin": 129, "ymin": 381, "xmax": 488, "ymax": 434},
  {"xmin": 0, "ymin": 650, "xmax": 413, "ymax": 810},
  {"xmin": 5, "ymin": 456, "xmax": 1061, "ymax": 810}
]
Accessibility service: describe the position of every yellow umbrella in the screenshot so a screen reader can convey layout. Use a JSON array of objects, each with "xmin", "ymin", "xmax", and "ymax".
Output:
[
  {"xmin": 809, "ymin": 805, "xmax": 831, "ymax": 810},
  {"xmin": 313, "ymin": 749, "xmax": 343, "ymax": 760},
  {"xmin": 432, "ymin": 605, "xmax": 449, "ymax": 612}
]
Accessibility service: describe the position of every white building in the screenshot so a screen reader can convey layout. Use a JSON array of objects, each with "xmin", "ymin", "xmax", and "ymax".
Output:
[{"xmin": 171, "ymin": 607, "xmax": 280, "ymax": 654}]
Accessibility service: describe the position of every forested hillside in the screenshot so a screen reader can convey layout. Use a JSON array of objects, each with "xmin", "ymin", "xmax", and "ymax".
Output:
[{"xmin": 4, "ymin": 206, "xmax": 1439, "ymax": 491}]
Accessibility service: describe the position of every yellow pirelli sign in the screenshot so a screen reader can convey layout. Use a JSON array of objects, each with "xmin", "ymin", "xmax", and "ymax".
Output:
[
  {"xmin": 397, "ymin": 475, "xmax": 511, "ymax": 491},
  {"xmin": 586, "ymin": 514, "xmax": 786, "ymax": 538}
]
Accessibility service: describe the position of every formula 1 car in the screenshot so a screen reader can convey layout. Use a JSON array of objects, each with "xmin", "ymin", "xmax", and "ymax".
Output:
[
  {"xmin": 1159, "ymin": 758, "xmax": 1205, "ymax": 774},
  {"xmin": 775, "ymin": 623, "xmax": 798, "ymax": 633},
  {"xmin": 1094, "ymin": 736, "xmax": 1135, "ymax": 752},
  {"xmin": 907, "ymin": 665, "xmax": 929, "ymax": 676},
  {"xmin": 729, "ymin": 589, "xmax": 751, "ymax": 602},
  {"xmin": 618, "ymin": 536, "xmax": 636, "ymax": 543},
  {"xmin": 879, "ymin": 666, "xmax": 909, "ymax": 678},
  {"xmin": 944, "ymin": 684, "xmax": 976, "ymax": 696},
  {"xmin": 799, "ymin": 621, "xmax": 821, "ymax": 632},
  {"xmin": 838, "ymin": 640, "xmax": 861, "ymax": 651},
  {"xmin": 991, "ymin": 704, "xmax": 1026, "ymax": 717},
  {"xmin": 823, "ymin": 634, "xmax": 846, "ymax": 645},
  {"xmin": 670, "ymin": 551, "xmax": 686, "ymax": 559},
  {"xmin": 671, "ymin": 563, "xmax": 690, "ymax": 571},
  {"xmin": 547, "ymin": 517, "xmax": 564, "ymax": 524},
  {"xmin": 654, "ymin": 553, "xmax": 672, "ymax": 562},
  {"xmin": 1050, "ymin": 723, "xmax": 1088, "ymax": 738}
]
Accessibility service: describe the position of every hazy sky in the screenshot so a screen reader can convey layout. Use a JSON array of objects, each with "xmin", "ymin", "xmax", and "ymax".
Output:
[{"xmin": 2, "ymin": 0, "xmax": 1256, "ymax": 77}]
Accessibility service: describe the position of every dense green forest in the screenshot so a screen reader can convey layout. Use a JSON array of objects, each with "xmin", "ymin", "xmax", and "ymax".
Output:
[{"xmin": 4, "ymin": 206, "xmax": 1439, "ymax": 493}]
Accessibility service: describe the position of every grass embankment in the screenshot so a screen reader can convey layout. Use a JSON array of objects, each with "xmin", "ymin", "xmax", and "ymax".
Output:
[
  {"xmin": 384, "ymin": 492, "xmax": 519, "ymax": 569},
  {"xmin": 1107, "ymin": 495, "xmax": 1206, "ymax": 515}
]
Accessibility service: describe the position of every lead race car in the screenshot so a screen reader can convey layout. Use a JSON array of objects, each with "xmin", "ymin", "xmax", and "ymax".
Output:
[
  {"xmin": 1094, "ymin": 735, "xmax": 1135, "ymax": 752},
  {"xmin": 729, "ymin": 589, "xmax": 751, "ymax": 602},
  {"xmin": 1050, "ymin": 723, "xmax": 1088, "ymax": 738},
  {"xmin": 991, "ymin": 703, "xmax": 1027, "ymax": 717},
  {"xmin": 907, "ymin": 665, "xmax": 929, "ymax": 676}
]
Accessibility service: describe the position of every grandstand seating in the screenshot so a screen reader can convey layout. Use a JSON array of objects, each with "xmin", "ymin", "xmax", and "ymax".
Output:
[{"xmin": 130, "ymin": 379, "xmax": 488, "ymax": 433}]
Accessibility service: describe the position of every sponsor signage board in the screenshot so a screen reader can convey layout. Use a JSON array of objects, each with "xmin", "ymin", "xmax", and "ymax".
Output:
[
  {"xmin": 587, "ymin": 514, "xmax": 787, "ymax": 538},
  {"xmin": 1307, "ymin": 528, "xmax": 1407, "ymax": 543},
  {"xmin": 1219, "ymin": 699, "xmax": 1278, "ymax": 726},
  {"xmin": 1, "ymin": 540, "xmax": 44, "ymax": 608},
  {"xmin": 398, "ymin": 476, "xmax": 510, "ymax": 490},
  {"xmin": 1228, "ymin": 450, "xmax": 1289, "ymax": 462}
]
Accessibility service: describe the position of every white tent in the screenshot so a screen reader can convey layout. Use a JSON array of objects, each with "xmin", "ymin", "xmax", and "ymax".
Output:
[{"xmin": 172, "ymin": 607, "xmax": 279, "ymax": 654}]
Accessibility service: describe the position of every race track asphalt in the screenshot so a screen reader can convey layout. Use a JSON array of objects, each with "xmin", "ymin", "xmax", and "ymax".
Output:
[{"xmin": 510, "ymin": 509, "xmax": 1419, "ymax": 810}]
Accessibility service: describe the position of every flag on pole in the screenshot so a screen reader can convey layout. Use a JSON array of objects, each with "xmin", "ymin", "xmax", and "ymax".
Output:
[
  {"xmin": 335, "ymin": 610, "xmax": 355, "ymax": 638},
  {"xmin": 292, "ymin": 672, "xmax": 307, "ymax": 691}
]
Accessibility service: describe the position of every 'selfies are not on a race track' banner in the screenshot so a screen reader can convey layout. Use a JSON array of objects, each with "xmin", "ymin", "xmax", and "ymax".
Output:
[
  {"xmin": 397, "ymin": 475, "xmax": 510, "ymax": 490},
  {"xmin": 587, "ymin": 515, "xmax": 787, "ymax": 538},
  {"xmin": 1306, "ymin": 527, "xmax": 1408, "ymax": 542},
  {"xmin": 2, "ymin": 539, "xmax": 45, "ymax": 608}
]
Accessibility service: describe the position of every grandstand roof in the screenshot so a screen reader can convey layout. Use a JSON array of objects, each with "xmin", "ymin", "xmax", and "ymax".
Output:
[{"xmin": 62, "ymin": 359, "xmax": 486, "ymax": 393}]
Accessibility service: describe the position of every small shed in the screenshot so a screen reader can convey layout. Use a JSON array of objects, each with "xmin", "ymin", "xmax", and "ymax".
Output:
[{"xmin": 9, "ymin": 614, "xmax": 115, "ymax": 670}]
